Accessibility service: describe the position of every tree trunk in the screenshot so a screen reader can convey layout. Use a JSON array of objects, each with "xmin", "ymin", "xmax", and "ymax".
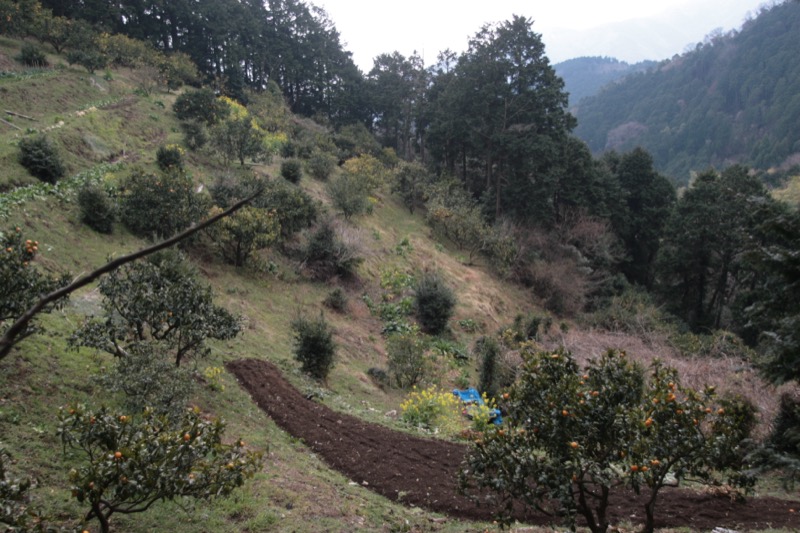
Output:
[{"xmin": 642, "ymin": 488, "xmax": 659, "ymax": 533}]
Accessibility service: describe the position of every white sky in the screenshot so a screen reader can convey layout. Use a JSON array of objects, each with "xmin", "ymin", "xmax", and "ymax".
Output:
[{"xmin": 317, "ymin": 0, "xmax": 772, "ymax": 72}]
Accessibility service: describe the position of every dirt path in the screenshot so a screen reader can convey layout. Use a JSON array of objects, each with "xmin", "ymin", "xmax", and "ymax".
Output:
[{"xmin": 227, "ymin": 358, "xmax": 800, "ymax": 530}]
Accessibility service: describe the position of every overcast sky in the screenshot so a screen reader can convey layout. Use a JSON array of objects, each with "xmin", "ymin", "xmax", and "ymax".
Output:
[{"xmin": 317, "ymin": 0, "xmax": 772, "ymax": 72}]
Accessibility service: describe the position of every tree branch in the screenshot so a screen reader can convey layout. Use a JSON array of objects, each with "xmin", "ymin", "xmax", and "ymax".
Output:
[{"xmin": 0, "ymin": 188, "xmax": 262, "ymax": 361}]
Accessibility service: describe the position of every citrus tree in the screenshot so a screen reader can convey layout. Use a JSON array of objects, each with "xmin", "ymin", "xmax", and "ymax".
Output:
[
  {"xmin": 0, "ymin": 227, "xmax": 69, "ymax": 349},
  {"xmin": 58, "ymin": 405, "xmax": 262, "ymax": 533},
  {"xmin": 460, "ymin": 347, "xmax": 755, "ymax": 533},
  {"xmin": 206, "ymin": 205, "xmax": 280, "ymax": 267},
  {"xmin": 70, "ymin": 250, "xmax": 241, "ymax": 367},
  {"xmin": 120, "ymin": 167, "xmax": 208, "ymax": 240},
  {"xmin": 210, "ymin": 97, "xmax": 267, "ymax": 167}
]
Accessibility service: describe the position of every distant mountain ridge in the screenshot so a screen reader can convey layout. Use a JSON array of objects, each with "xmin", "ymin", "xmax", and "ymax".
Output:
[
  {"xmin": 554, "ymin": 56, "xmax": 657, "ymax": 105},
  {"xmin": 571, "ymin": 0, "xmax": 800, "ymax": 184}
]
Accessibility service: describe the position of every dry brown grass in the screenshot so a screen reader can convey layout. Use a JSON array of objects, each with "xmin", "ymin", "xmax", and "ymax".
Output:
[{"xmin": 541, "ymin": 328, "xmax": 798, "ymax": 439}]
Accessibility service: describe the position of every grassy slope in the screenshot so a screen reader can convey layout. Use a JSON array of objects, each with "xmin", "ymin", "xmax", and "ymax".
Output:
[
  {"xmin": 0, "ymin": 38, "xmax": 796, "ymax": 533},
  {"xmin": 0, "ymin": 39, "xmax": 522, "ymax": 533}
]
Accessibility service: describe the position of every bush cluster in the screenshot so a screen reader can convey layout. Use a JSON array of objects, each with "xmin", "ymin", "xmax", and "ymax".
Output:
[
  {"xmin": 119, "ymin": 168, "xmax": 207, "ymax": 240},
  {"xmin": 323, "ymin": 287, "xmax": 348, "ymax": 312},
  {"xmin": 280, "ymin": 159, "xmax": 303, "ymax": 183},
  {"xmin": 476, "ymin": 335, "xmax": 502, "ymax": 399},
  {"xmin": 18, "ymin": 135, "xmax": 66, "ymax": 184},
  {"xmin": 303, "ymin": 221, "xmax": 364, "ymax": 280},
  {"xmin": 414, "ymin": 271, "xmax": 456, "ymax": 335},
  {"xmin": 77, "ymin": 183, "xmax": 116, "ymax": 234},
  {"xmin": 156, "ymin": 144, "xmax": 185, "ymax": 171},
  {"xmin": 387, "ymin": 330, "xmax": 429, "ymax": 389},
  {"xmin": 16, "ymin": 43, "xmax": 47, "ymax": 67},
  {"xmin": 305, "ymin": 150, "xmax": 337, "ymax": 181},
  {"xmin": 291, "ymin": 313, "xmax": 336, "ymax": 381}
]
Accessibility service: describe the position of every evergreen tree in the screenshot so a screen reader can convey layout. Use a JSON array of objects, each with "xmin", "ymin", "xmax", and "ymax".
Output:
[
  {"xmin": 656, "ymin": 166, "xmax": 772, "ymax": 330},
  {"xmin": 610, "ymin": 148, "xmax": 675, "ymax": 287},
  {"xmin": 426, "ymin": 16, "xmax": 576, "ymax": 223}
]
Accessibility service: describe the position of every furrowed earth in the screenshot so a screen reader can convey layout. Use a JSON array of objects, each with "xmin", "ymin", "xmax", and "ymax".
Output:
[{"xmin": 228, "ymin": 358, "xmax": 800, "ymax": 531}]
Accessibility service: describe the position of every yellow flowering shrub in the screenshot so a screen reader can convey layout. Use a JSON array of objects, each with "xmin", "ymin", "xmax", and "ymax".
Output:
[
  {"xmin": 467, "ymin": 393, "xmax": 498, "ymax": 432},
  {"xmin": 217, "ymin": 95, "xmax": 250, "ymax": 121},
  {"xmin": 203, "ymin": 366, "xmax": 225, "ymax": 391},
  {"xmin": 400, "ymin": 386, "xmax": 462, "ymax": 435}
]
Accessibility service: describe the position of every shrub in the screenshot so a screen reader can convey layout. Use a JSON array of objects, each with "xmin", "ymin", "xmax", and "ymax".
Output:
[
  {"xmin": 211, "ymin": 175, "xmax": 318, "ymax": 241},
  {"xmin": 461, "ymin": 348, "xmax": 756, "ymax": 533},
  {"xmin": 58, "ymin": 405, "xmax": 262, "ymax": 533},
  {"xmin": 367, "ymin": 367, "xmax": 389, "ymax": 388},
  {"xmin": 206, "ymin": 205, "xmax": 279, "ymax": 267},
  {"xmin": 16, "ymin": 43, "xmax": 47, "ymax": 67},
  {"xmin": 387, "ymin": 330, "xmax": 430, "ymax": 389},
  {"xmin": 587, "ymin": 288, "xmax": 672, "ymax": 339},
  {"xmin": 340, "ymin": 154, "xmax": 387, "ymax": 195},
  {"xmin": 323, "ymin": 287, "xmax": 348, "ymax": 312},
  {"xmin": 392, "ymin": 161, "xmax": 430, "ymax": 213},
  {"xmin": 160, "ymin": 51, "xmax": 199, "ymax": 91},
  {"xmin": 257, "ymin": 180, "xmax": 318, "ymax": 240},
  {"xmin": 77, "ymin": 183, "xmax": 116, "ymax": 234},
  {"xmin": 414, "ymin": 271, "xmax": 456, "ymax": 335},
  {"xmin": 425, "ymin": 181, "xmax": 489, "ymax": 262},
  {"xmin": 155, "ymin": 144, "xmax": 185, "ymax": 171},
  {"xmin": 173, "ymin": 88, "xmax": 229, "ymax": 126},
  {"xmin": 303, "ymin": 221, "xmax": 364, "ymax": 280},
  {"xmin": 400, "ymin": 386, "xmax": 462, "ymax": 433},
  {"xmin": 280, "ymin": 158, "xmax": 303, "ymax": 183},
  {"xmin": 305, "ymin": 150, "xmax": 336, "ymax": 180},
  {"xmin": 476, "ymin": 335, "xmax": 502, "ymax": 399},
  {"xmin": 291, "ymin": 313, "xmax": 336, "ymax": 381},
  {"xmin": 507, "ymin": 313, "xmax": 547, "ymax": 343},
  {"xmin": 17, "ymin": 135, "xmax": 65, "ymax": 184},
  {"xmin": 180, "ymin": 119, "xmax": 208, "ymax": 150},
  {"xmin": 100, "ymin": 341, "xmax": 195, "ymax": 422},
  {"xmin": 119, "ymin": 167, "xmax": 207, "ymax": 240},
  {"xmin": 326, "ymin": 172, "xmax": 370, "ymax": 220}
]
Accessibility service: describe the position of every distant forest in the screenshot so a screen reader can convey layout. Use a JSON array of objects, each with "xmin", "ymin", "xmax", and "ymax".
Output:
[
  {"xmin": 573, "ymin": 0, "xmax": 800, "ymax": 183},
  {"xmin": 554, "ymin": 56, "xmax": 656, "ymax": 105},
  {"xmin": 40, "ymin": 0, "xmax": 800, "ymax": 185}
]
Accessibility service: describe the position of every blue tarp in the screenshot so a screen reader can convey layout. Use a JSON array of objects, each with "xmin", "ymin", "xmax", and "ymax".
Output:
[{"xmin": 452, "ymin": 388, "xmax": 503, "ymax": 425}]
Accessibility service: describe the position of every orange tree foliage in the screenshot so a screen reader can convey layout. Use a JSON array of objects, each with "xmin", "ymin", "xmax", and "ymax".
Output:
[
  {"xmin": 59, "ymin": 405, "xmax": 262, "ymax": 533},
  {"xmin": 460, "ymin": 348, "xmax": 755, "ymax": 533}
]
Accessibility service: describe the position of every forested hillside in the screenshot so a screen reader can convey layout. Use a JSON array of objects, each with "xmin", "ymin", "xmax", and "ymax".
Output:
[
  {"xmin": 574, "ymin": 0, "xmax": 800, "ymax": 183},
  {"xmin": 2, "ymin": 1, "xmax": 800, "ymax": 532},
  {"xmin": 37, "ymin": 0, "xmax": 368, "ymax": 122},
  {"xmin": 554, "ymin": 56, "xmax": 656, "ymax": 105}
]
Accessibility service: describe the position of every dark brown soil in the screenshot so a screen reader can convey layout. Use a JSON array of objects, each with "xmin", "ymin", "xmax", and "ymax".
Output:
[{"xmin": 227, "ymin": 358, "xmax": 800, "ymax": 531}]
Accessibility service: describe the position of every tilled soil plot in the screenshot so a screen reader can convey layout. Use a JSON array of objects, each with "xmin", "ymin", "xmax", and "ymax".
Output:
[{"xmin": 227, "ymin": 358, "xmax": 800, "ymax": 530}]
